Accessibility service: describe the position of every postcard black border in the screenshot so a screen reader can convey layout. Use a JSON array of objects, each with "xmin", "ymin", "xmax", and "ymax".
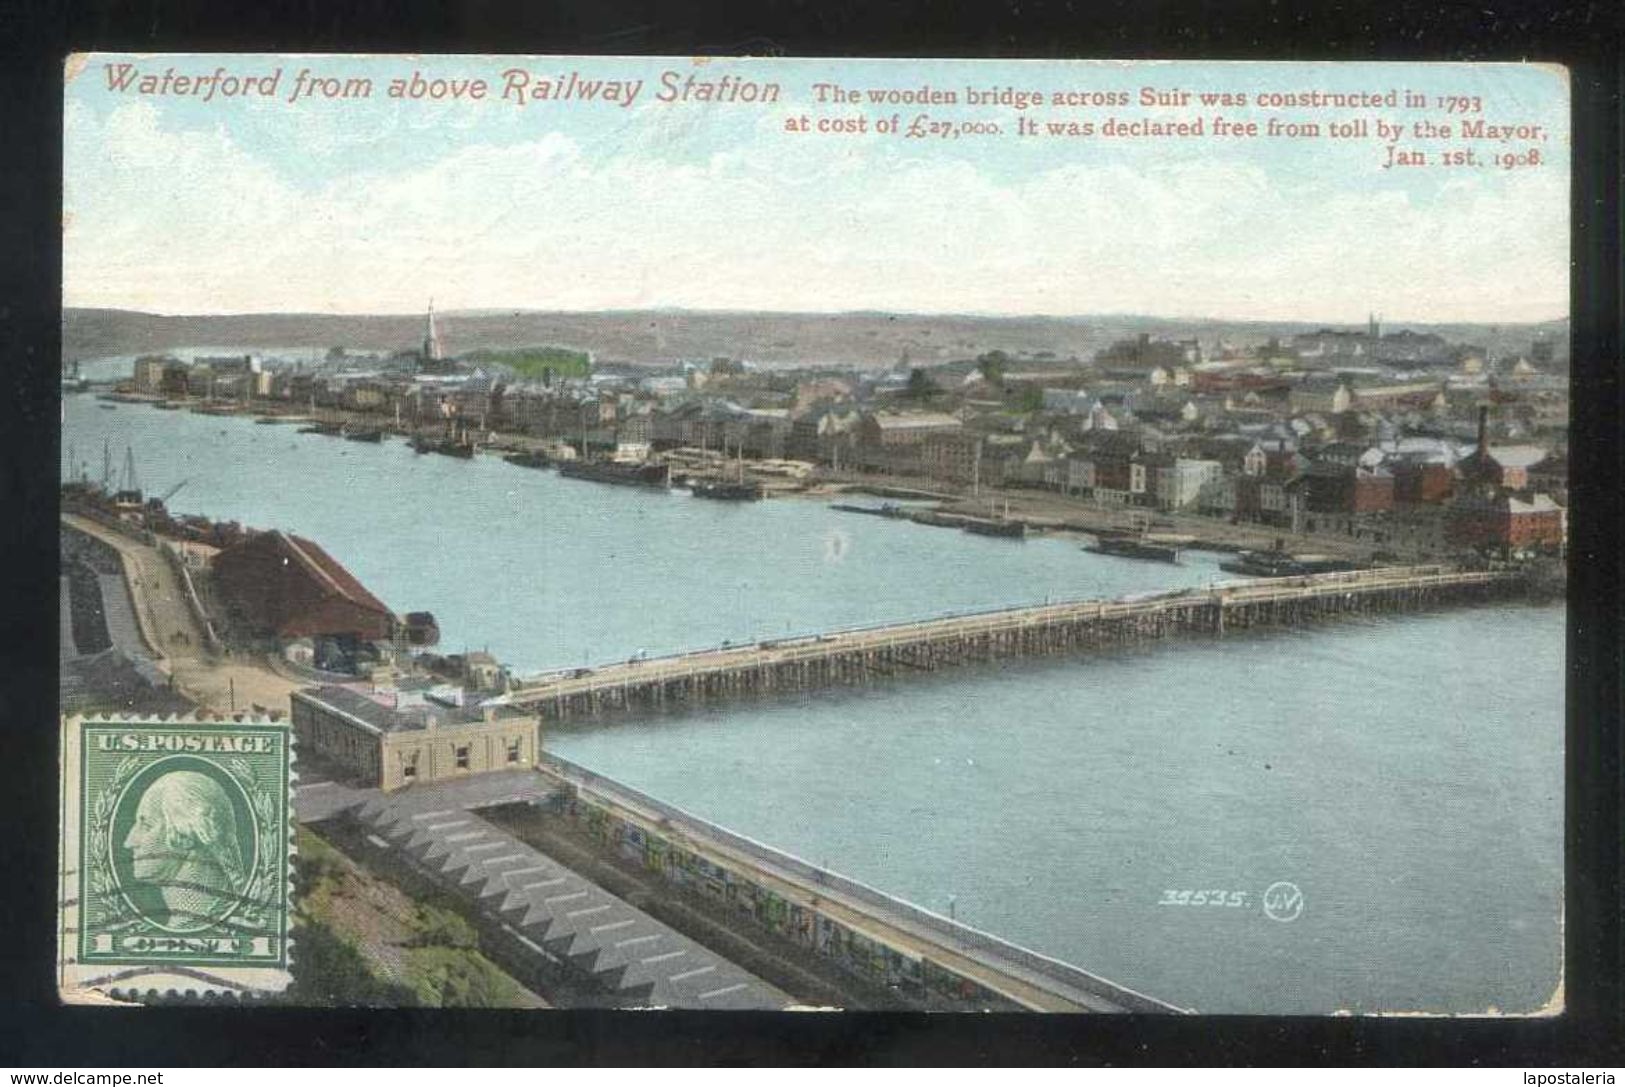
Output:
[{"xmin": 1, "ymin": 0, "xmax": 1619, "ymax": 1068}]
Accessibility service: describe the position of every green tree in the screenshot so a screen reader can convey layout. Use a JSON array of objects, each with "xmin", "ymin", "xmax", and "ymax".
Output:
[
  {"xmin": 708, "ymin": 357, "xmax": 745, "ymax": 377},
  {"xmin": 976, "ymin": 351, "xmax": 1009, "ymax": 385},
  {"xmin": 905, "ymin": 367, "xmax": 939, "ymax": 402}
]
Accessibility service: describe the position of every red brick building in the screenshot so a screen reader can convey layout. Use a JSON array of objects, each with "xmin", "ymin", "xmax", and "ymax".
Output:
[
  {"xmin": 213, "ymin": 530, "xmax": 395, "ymax": 641},
  {"xmin": 1392, "ymin": 461, "xmax": 1454, "ymax": 506},
  {"xmin": 1446, "ymin": 493, "xmax": 1565, "ymax": 553},
  {"xmin": 1305, "ymin": 462, "xmax": 1394, "ymax": 515}
]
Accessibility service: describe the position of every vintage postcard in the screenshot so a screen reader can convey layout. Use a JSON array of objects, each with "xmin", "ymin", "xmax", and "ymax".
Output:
[{"xmin": 60, "ymin": 54, "xmax": 1568, "ymax": 1014}]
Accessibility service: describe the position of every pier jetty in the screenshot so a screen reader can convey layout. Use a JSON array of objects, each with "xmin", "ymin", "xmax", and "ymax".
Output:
[{"xmin": 495, "ymin": 565, "xmax": 1528, "ymax": 719}]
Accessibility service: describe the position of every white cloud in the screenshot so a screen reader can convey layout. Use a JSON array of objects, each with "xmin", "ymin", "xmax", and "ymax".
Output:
[{"xmin": 64, "ymin": 98, "xmax": 1568, "ymax": 322}]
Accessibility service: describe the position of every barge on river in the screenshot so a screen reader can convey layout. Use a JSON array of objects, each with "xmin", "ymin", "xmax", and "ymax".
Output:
[
  {"xmin": 690, "ymin": 478, "xmax": 762, "ymax": 501},
  {"xmin": 1219, "ymin": 550, "xmax": 1361, "ymax": 578},
  {"xmin": 830, "ymin": 502, "xmax": 910, "ymax": 519},
  {"xmin": 1086, "ymin": 535, "xmax": 1182, "ymax": 564},
  {"xmin": 557, "ymin": 459, "xmax": 671, "ymax": 488}
]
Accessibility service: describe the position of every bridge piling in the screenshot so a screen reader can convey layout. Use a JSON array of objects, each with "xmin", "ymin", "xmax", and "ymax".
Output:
[{"xmin": 513, "ymin": 567, "xmax": 1528, "ymax": 724}]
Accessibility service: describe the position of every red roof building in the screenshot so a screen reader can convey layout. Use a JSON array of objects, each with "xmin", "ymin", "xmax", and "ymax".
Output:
[{"xmin": 214, "ymin": 530, "xmax": 395, "ymax": 641}]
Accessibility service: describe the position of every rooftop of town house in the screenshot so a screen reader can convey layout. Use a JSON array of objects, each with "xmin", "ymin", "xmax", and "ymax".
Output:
[
  {"xmin": 296, "ymin": 682, "xmax": 501, "ymax": 734},
  {"xmin": 1505, "ymin": 494, "xmax": 1563, "ymax": 514},
  {"xmin": 1481, "ymin": 445, "xmax": 1552, "ymax": 470},
  {"xmin": 868, "ymin": 411, "xmax": 963, "ymax": 430}
]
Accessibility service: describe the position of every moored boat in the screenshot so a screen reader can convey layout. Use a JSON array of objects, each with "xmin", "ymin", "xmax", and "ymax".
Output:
[
  {"xmin": 961, "ymin": 518, "xmax": 1026, "ymax": 539},
  {"xmin": 1218, "ymin": 550, "xmax": 1359, "ymax": 577},
  {"xmin": 830, "ymin": 502, "xmax": 909, "ymax": 518},
  {"xmin": 1086, "ymin": 535, "xmax": 1181, "ymax": 563},
  {"xmin": 504, "ymin": 450, "xmax": 552, "ymax": 469},
  {"xmin": 558, "ymin": 459, "xmax": 670, "ymax": 488},
  {"xmin": 690, "ymin": 479, "xmax": 762, "ymax": 500}
]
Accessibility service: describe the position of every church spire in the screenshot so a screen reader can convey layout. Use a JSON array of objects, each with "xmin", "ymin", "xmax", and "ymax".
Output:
[{"xmin": 424, "ymin": 299, "xmax": 444, "ymax": 362}]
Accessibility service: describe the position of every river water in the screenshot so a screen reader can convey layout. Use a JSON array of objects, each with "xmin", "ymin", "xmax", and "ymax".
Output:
[{"xmin": 63, "ymin": 392, "xmax": 1564, "ymax": 1014}]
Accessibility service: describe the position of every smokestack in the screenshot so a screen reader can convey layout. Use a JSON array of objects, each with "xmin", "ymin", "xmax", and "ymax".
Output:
[{"xmin": 1476, "ymin": 405, "xmax": 1488, "ymax": 453}]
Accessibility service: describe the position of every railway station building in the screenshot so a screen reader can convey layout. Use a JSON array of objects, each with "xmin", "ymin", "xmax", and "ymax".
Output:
[{"xmin": 292, "ymin": 682, "xmax": 540, "ymax": 791}]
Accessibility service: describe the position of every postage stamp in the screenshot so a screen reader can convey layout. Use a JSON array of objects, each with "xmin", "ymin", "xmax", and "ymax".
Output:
[{"xmin": 58, "ymin": 715, "xmax": 294, "ymax": 1001}]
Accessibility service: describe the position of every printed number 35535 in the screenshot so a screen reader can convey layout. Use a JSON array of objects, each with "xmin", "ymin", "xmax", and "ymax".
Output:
[{"xmin": 1158, "ymin": 889, "xmax": 1249, "ymax": 908}]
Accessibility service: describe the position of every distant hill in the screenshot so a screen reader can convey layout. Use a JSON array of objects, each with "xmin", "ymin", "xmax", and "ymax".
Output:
[{"xmin": 62, "ymin": 307, "xmax": 1570, "ymax": 373}]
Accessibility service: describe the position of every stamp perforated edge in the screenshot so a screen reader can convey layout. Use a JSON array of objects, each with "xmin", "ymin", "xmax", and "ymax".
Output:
[{"xmin": 58, "ymin": 712, "xmax": 297, "ymax": 1004}]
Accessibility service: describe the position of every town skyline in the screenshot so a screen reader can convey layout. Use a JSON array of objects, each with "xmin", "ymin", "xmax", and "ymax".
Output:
[{"xmin": 62, "ymin": 302, "xmax": 1574, "ymax": 325}]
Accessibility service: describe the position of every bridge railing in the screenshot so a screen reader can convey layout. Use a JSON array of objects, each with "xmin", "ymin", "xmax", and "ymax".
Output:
[
  {"xmin": 537, "ymin": 750, "xmax": 1185, "ymax": 1013},
  {"xmin": 506, "ymin": 566, "xmax": 1517, "ymax": 701}
]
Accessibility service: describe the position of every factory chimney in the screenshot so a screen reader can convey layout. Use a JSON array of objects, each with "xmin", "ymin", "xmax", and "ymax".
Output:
[{"xmin": 1476, "ymin": 405, "xmax": 1489, "ymax": 455}]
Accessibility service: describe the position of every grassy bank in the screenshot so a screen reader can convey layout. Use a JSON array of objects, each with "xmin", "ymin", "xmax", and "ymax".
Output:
[{"xmin": 283, "ymin": 825, "xmax": 544, "ymax": 1008}]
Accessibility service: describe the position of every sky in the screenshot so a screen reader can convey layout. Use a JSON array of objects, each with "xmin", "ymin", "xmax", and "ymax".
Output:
[{"xmin": 63, "ymin": 55, "xmax": 1570, "ymax": 323}]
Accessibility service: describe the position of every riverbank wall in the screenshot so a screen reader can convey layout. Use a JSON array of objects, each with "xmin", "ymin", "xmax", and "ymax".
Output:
[{"xmin": 535, "ymin": 752, "xmax": 1181, "ymax": 1013}]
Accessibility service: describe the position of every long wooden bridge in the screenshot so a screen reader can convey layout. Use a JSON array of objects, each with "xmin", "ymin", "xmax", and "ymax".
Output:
[{"xmin": 492, "ymin": 565, "xmax": 1527, "ymax": 720}]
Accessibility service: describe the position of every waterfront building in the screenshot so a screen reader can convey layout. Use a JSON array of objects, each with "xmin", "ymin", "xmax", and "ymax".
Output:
[
  {"xmin": 196, "ymin": 353, "xmax": 258, "ymax": 375},
  {"xmin": 132, "ymin": 356, "xmax": 170, "ymax": 394},
  {"xmin": 856, "ymin": 410, "xmax": 963, "ymax": 449},
  {"xmin": 184, "ymin": 365, "xmax": 214, "ymax": 398},
  {"xmin": 1445, "ymin": 492, "xmax": 1565, "ymax": 554},
  {"xmin": 1153, "ymin": 458, "xmax": 1224, "ymax": 511},
  {"xmin": 738, "ymin": 409, "xmax": 793, "ymax": 459},
  {"xmin": 158, "ymin": 360, "xmax": 190, "ymax": 398},
  {"xmin": 786, "ymin": 402, "xmax": 864, "ymax": 461},
  {"xmin": 1063, "ymin": 455, "xmax": 1096, "ymax": 496},
  {"xmin": 291, "ymin": 683, "xmax": 539, "ymax": 791},
  {"xmin": 1196, "ymin": 471, "xmax": 1237, "ymax": 517},
  {"xmin": 213, "ymin": 530, "xmax": 396, "ymax": 643},
  {"xmin": 1009, "ymin": 438, "xmax": 1063, "ymax": 488},
  {"xmin": 1303, "ymin": 461, "xmax": 1395, "ymax": 516},
  {"xmin": 1444, "ymin": 407, "xmax": 1565, "ymax": 554},
  {"xmin": 339, "ymin": 376, "xmax": 390, "ymax": 411}
]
